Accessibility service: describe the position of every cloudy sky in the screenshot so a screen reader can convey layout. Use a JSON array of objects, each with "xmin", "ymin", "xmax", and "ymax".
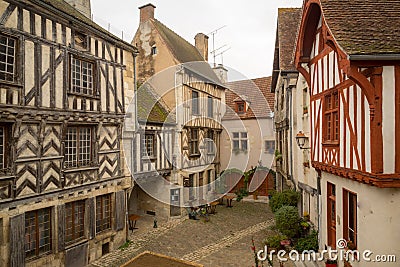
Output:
[{"xmin": 92, "ymin": 0, "xmax": 303, "ymax": 80}]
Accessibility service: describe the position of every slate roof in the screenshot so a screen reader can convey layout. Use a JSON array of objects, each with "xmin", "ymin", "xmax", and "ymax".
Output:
[
  {"xmin": 271, "ymin": 8, "xmax": 302, "ymax": 92},
  {"xmin": 137, "ymin": 85, "xmax": 175, "ymax": 124},
  {"xmin": 320, "ymin": 0, "xmax": 400, "ymax": 55},
  {"xmin": 223, "ymin": 77, "xmax": 274, "ymax": 120},
  {"xmin": 26, "ymin": 0, "xmax": 136, "ymax": 51}
]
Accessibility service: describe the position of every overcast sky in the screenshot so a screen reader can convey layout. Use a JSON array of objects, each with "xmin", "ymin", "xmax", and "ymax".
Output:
[{"xmin": 92, "ymin": 0, "xmax": 303, "ymax": 80}]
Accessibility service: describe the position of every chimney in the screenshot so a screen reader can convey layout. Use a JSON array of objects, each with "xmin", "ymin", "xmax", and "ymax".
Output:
[
  {"xmin": 139, "ymin": 3, "xmax": 156, "ymax": 23},
  {"xmin": 195, "ymin": 33, "xmax": 209, "ymax": 61},
  {"xmin": 65, "ymin": 0, "xmax": 92, "ymax": 18}
]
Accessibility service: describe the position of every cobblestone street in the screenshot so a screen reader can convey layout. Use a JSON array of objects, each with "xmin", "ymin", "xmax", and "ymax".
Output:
[{"xmin": 91, "ymin": 201, "xmax": 295, "ymax": 267}]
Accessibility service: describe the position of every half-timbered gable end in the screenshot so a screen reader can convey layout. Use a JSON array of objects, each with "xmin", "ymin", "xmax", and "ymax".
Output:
[
  {"xmin": 295, "ymin": 0, "xmax": 400, "ymax": 187},
  {"xmin": 0, "ymin": 0, "xmax": 137, "ymax": 266}
]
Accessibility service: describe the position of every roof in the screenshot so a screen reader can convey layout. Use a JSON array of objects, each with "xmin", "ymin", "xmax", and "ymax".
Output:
[
  {"xmin": 223, "ymin": 77, "xmax": 274, "ymax": 120},
  {"xmin": 25, "ymin": 0, "xmax": 136, "ymax": 51},
  {"xmin": 151, "ymin": 19, "xmax": 225, "ymax": 88},
  {"xmin": 137, "ymin": 84, "xmax": 175, "ymax": 124},
  {"xmin": 271, "ymin": 8, "xmax": 302, "ymax": 91},
  {"xmin": 121, "ymin": 251, "xmax": 203, "ymax": 267},
  {"xmin": 153, "ymin": 19, "xmax": 204, "ymax": 63},
  {"xmin": 320, "ymin": 0, "xmax": 400, "ymax": 55}
]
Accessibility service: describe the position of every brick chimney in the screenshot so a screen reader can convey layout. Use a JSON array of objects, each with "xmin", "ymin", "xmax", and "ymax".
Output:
[
  {"xmin": 65, "ymin": 0, "xmax": 91, "ymax": 18},
  {"xmin": 139, "ymin": 3, "xmax": 156, "ymax": 23},
  {"xmin": 195, "ymin": 33, "xmax": 209, "ymax": 61}
]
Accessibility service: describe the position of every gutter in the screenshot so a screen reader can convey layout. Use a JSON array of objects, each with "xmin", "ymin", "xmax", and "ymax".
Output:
[{"xmin": 349, "ymin": 54, "xmax": 400, "ymax": 61}]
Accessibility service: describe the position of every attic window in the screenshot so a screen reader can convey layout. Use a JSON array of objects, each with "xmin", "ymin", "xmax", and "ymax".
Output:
[
  {"xmin": 151, "ymin": 46, "xmax": 157, "ymax": 55},
  {"xmin": 74, "ymin": 31, "xmax": 88, "ymax": 50},
  {"xmin": 236, "ymin": 101, "xmax": 246, "ymax": 114}
]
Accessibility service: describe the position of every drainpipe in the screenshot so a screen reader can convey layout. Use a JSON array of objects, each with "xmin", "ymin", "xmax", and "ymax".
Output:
[{"xmin": 287, "ymin": 74, "xmax": 298, "ymax": 191}]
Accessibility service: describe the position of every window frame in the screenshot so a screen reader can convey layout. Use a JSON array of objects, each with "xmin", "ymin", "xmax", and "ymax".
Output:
[
  {"xmin": 25, "ymin": 208, "xmax": 52, "ymax": 259},
  {"xmin": 206, "ymin": 129, "xmax": 215, "ymax": 155},
  {"xmin": 70, "ymin": 55, "xmax": 96, "ymax": 97},
  {"xmin": 189, "ymin": 128, "xmax": 200, "ymax": 157},
  {"xmin": 0, "ymin": 124, "xmax": 11, "ymax": 172},
  {"xmin": 151, "ymin": 46, "xmax": 157, "ymax": 55},
  {"xmin": 96, "ymin": 194, "xmax": 112, "ymax": 234},
  {"xmin": 208, "ymin": 96, "xmax": 213, "ymax": 118},
  {"xmin": 323, "ymin": 90, "xmax": 339, "ymax": 144},
  {"xmin": 0, "ymin": 33, "xmax": 19, "ymax": 85},
  {"xmin": 235, "ymin": 101, "xmax": 246, "ymax": 114},
  {"xmin": 343, "ymin": 189, "xmax": 357, "ymax": 249},
  {"xmin": 264, "ymin": 140, "xmax": 275, "ymax": 154},
  {"xmin": 143, "ymin": 132, "xmax": 156, "ymax": 159},
  {"xmin": 192, "ymin": 90, "xmax": 199, "ymax": 115},
  {"xmin": 232, "ymin": 132, "xmax": 248, "ymax": 152},
  {"xmin": 65, "ymin": 200, "xmax": 86, "ymax": 244},
  {"xmin": 64, "ymin": 125, "xmax": 95, "ymax": 169}
]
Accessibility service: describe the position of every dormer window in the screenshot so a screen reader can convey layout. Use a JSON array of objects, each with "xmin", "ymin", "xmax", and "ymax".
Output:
[
  {"xmin": 151, "ymin": 46, "xmax": 157, "ymax": 55},
  {"xmin": 236, "ymin": 101, "xmax": 246, "ymax": 114}
]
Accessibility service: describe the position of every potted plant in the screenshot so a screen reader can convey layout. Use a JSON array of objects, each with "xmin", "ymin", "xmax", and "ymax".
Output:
[{"xmin": 325, "ymin": 259, "xmax": 337, "ymax": 267}]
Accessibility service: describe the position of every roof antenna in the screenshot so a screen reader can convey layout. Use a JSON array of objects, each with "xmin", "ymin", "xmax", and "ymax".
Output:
[
  {"xmin": 214, "ymin": 47, "xmax": 231, "ymax": 66},
  {"xmin": 208, "ymin": 25, "xmax": 227, "ymax": 67}
]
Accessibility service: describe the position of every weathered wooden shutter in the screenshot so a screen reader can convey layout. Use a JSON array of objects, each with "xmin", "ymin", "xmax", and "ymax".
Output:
[
  {"xmin": 86, "ymin": 198, "xmax": 95, "ymax": 239},
  {"xmin": 57, "ymin": 204, "xmax": 65, "ymax": 252},
  {"xmin": 115, "ymin": 190, "xmax": 126, "ymax": 231},
  {"xmin": 9, "ymin": 213, "xmax": 25, "ymax": 267}
]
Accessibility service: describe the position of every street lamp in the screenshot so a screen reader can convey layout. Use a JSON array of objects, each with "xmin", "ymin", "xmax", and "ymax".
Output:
[{"xmin": 295, "ymin": 131, "xmax": 310, "ymax": 150}]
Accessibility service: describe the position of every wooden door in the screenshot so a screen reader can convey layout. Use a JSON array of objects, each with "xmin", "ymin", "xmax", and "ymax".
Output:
[{"xmin": 327, "ymin": 182, "xmax": 336, "ymax": 248}]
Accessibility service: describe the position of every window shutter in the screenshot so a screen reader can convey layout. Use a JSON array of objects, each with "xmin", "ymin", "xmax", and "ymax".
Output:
[
  {"xmin": 86, "ymin": 198, "xmax": 95, "ymax": 239},
  {"xmin": 114, "ymin": 190, "xmax": 126, "ymax": 231},
  {"xmin": 57, "ymin": 204, "xmax": 66, "ymax": 252},
  {"xmin": 9, "ymin": 214, "xmax": 25, "ymax": 267}
]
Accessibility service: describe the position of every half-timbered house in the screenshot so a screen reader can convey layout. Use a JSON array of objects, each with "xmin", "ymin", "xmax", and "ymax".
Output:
[
  {"xmin": 132, "ymin": 4, "xmax": 226, "ymax": 210},
  {"xmin": 295, "ymin": 0, "xmax": 400, "ymax": 265},
  {"xmin": 0, "ymin": 0, "xmax": 137, "ymax": 266}
]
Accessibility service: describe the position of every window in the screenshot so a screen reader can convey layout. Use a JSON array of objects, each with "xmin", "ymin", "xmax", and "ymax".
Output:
[
  {"xmin": 64, "ymin": 126, "xmax": 93, "ymax": 168},
  {"xmin": 327, "ymin": 182, "xmax": 336, "ymax": 248},
  {"xmin": 236, "ymin": 101, "xmax": 245, "ymax": 114},
  {"xmin": 192, "ymin": 90, "xmax": 199, "ymax": 115},
  {"xmin": 189, "ymin": 128, "xmax": 200, "ymax": 156},
  {"xmin": 144, "ymin": 133, "xmax": 156, "ymax": 158},
  {"xmin": 343, "ymin": 189, "xmax": 357, "ymax": 248},
  {"xmin": 265, "ymin": 140, "xmax": 275, "ymax": 154},
  {"xmin": 206, "ymin": 130, "xmax": 215, "ymax": 154},
  {"xmin": 65, "ymin": 200, "xmax": 85, "ymax": 244},
  {"xmin": 151, "ymin": 46, "xmax": 157, "ymax": 55},
  {"xmin": 208, "ymin": 96, "xmax": 213, "ymax": 118},
  {"xmin": 96, "ymin": 194, "xmax": 111, "ymax": 233},
  {"xmin": 0, "ymin": 35, "xmax": 16, "ymax": 82},
  {"xmin": 324, "ymin": 91, "xmax": 339, "ymax": 143},
  {"xmin": 71, "ymin": 57, "xmax": 94, "ymax": 95},
  {"xmin": 232, "ymin": 132, "xmax": 248, "ymax": 151},
  {"xmin": 0, "ymin": 125, "xmax": 9, "ymax": 170},
  {"xmin": 25, "ymin": 208, "xmax": 52, "ymax": 258}
]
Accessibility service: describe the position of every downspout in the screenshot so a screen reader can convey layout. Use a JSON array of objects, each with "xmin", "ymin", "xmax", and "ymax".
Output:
[{"xmin": 288, "ymin": 83, "xmax": 296, "ymax": 191}]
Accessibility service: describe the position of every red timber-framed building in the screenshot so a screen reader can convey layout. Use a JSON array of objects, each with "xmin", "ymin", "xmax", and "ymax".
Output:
[{"xmin": 295, "ymin": 0, "xmax": 400, "ymax": 264}]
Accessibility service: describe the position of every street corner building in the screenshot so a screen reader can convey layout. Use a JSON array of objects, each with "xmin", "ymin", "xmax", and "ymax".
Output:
[
  {"xmin": 0, "ymin": 0, "xmax": 137, "ymax": 266},
  {"xmin": 128, "ymin": 3, "xmax": 227, "ymax": 214},
  {"xmin": 293, "ymin": 0, "xmax": 400, "ymax": 266}
]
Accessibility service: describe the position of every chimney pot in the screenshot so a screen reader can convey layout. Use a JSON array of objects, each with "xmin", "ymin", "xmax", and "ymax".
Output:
[
  {"xmin": 139, "ymin": 3, "xmax": 156, "ymax": 23},
  {"xmin": 195, "ymin": 33, "xmax": 209, "ymax": 62}
]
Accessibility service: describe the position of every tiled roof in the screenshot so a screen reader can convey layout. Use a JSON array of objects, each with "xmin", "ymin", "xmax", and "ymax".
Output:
[
  {"xmin": 122, "ymin": 251, "xmax": 203, "ymax": 267},
  {"xmin": 153, "ymin": 19, "xmax": 204, "ymax": 63},
  {"xmin": 320, "ymin": 0, "xmax": 400, "ymax": 55},
  {"xmin": 137, "ymin": 85, "xmax": 175, "ymax": 124},
  {"xmin": 152, "ymin": 20, "xmax": 225, "ymax": 87},
  {"xmin": 271, "ymin": 8, "xmax": 302, "ymax": 92},
  {"xmin": 276, "ymin": 8, "xmax": 303, "ymax": 71},
  {"xmin": 223, "ymin": 77, "xmax": 274, "ymax": 120},
  {"xmin": 26, "ymin": 0, "xmax": 136, "ymax": 50}
]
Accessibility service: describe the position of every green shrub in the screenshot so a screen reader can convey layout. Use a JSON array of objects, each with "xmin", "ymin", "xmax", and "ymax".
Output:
[
  {"xmin": 235, "ymin": 187, "xmax": 249, "ymax": 202},
  {"xmin": 295, "ymin": 230, "xmax": 319, "ymax": 253},
  {"xmin": 265, "ymin": 233, "xmax": 288, "ymax": 249},
  {"xmin": 275, "ymin": 205, "xmax": 301, "ymax": 238},
  {"xmin": 269, "ymin": 190, "xmax": 300, "ymax": 213}
]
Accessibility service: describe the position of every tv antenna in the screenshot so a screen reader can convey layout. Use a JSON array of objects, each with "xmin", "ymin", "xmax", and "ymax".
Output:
[
  {"xmin": 208, "ymin": 25, "xmax": 227, "ymax": 67},
  {"xmin": 214, "ymin": 47, "xmax": 231, "ymax": 66}
]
